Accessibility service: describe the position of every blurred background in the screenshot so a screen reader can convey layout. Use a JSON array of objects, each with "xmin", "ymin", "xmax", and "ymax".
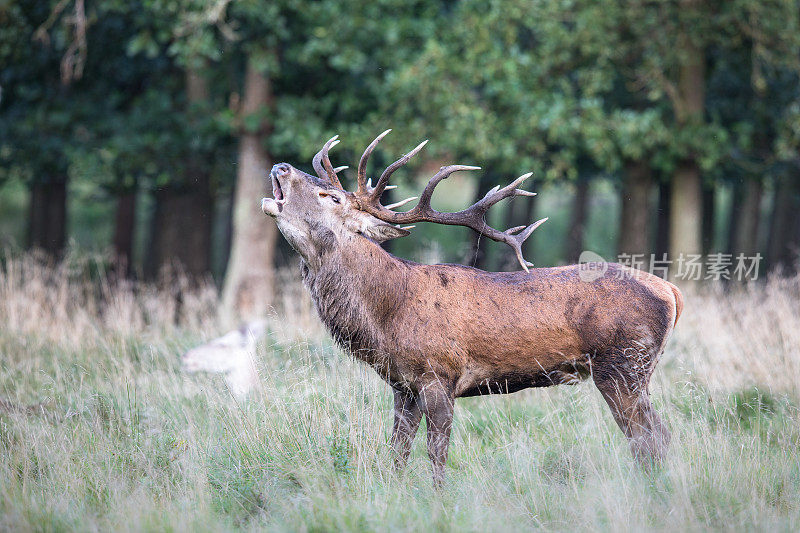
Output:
[{"xmin": 2, "ymin": 0, "xmax": 800, "ymax": 319}]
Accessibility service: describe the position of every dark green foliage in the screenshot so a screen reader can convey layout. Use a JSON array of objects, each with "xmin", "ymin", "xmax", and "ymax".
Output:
[
  {"xmin": 2, "ymin": 0, "xmax": 800, "ymax": 269},
  {"xmin": 729, "ymin": 387, "xmax": 781, "ymax": 429},
  {"xmin": 328, "ymin": 434, "xmax": 352, "ymax": 477}
]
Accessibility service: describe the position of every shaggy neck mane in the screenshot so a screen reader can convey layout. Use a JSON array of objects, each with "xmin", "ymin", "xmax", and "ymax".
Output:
[{"xmin": 301, "ymin": 236, "xmax": 410, "ymax": 364}]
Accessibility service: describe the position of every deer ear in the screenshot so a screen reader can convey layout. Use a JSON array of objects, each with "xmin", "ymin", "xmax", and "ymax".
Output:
[{"xmin": 360, "ymin": 220, "xmax": 410, "ymax": 243}]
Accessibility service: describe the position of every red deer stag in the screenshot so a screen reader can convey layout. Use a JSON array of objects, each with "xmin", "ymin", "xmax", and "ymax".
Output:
[{"xmin": 261, "ymin": 131, "xmax": 683, "ymax": 485}]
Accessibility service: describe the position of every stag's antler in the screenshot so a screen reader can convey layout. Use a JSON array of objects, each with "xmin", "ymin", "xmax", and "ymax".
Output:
[
  {"xmin": 314, "ymin": 131, "xmax": 548, "ymax": 271},
  {"xmin": 312, "ymin": 136, "xmax": 345, "ymax": 191}
]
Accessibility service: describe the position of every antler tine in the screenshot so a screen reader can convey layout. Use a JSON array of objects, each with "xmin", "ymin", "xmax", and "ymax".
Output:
[
  {"xmin": 311, "ymin": 150, "xmax": 326, "ymax": 179},
  {"xmin": 385, "ymin": 196, "xmax": 418, "ymax": 210},
  {"xmin": 417, "ymin": 165, "xmax": 481, "ymax": 211},
  {"xmin": 371, "ymin": 139, "xmax": 428, "ymax": 201},
  {"xmin": 357, "ymin": 129, "xmax": 392, "ymax": 194},
  {"xmin": 312, "ymin": 135, "xmax": 345, "ymax": 190},
  {"xmin": 312, "ymin": 135, "xmax": 338, "ymax": 179},
  {"xmin": 322, "ymin": 138, "xmax": 344, "ymax": 190},
  {"xmin": 354, "ymin": 161, "xmax": 546, "ymax": 271},
  {"xmin": 506, "ymin": 217, "xmax": 548, "ymax": 272},
  {"xmin": 478, "ymin": 172, "xmax": 534, "ymax": 208}
]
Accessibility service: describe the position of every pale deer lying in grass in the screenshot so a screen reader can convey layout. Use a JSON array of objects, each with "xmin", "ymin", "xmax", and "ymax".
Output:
[
  {"xmin": 181, "ymin": 321, "xmax": 267, "ymax": 398},
  {"xmin": 261, "ymin": 131, "xmax": 683, "ymax": 485}
]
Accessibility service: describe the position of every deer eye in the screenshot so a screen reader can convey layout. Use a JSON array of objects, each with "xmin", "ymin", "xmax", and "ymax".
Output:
[{"xmin": 330, "ymin": 195, "xmax": 341, "ymax": 204}]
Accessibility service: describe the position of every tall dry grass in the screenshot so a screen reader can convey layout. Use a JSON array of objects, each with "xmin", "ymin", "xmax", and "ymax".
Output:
[
  {"xmin": 0, "ymin": 254, "xmax": 798, "ymax": 531},
  {"xmin": 670, "ymin": 275, "xmax": 800, "ymax": 397}
]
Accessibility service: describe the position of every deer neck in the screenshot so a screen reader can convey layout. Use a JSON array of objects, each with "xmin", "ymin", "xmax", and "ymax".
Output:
[{"xmin": 301, "ymin": 236, "xmax": 410, "ymax": 361}]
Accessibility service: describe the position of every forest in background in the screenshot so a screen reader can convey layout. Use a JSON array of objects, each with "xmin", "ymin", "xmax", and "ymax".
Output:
[
  {"xmin": 3, "ymin": 3, "xmax": 800, "ymax": 529},
  {"xmin": 2, "ymin": 0, "xmax": 800, "ymax": 319}
]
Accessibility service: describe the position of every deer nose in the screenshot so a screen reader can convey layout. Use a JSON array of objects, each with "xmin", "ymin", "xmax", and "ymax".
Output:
[{"xmin": 272, "ymin": 163, "xmax": 291, "ymax": 177}]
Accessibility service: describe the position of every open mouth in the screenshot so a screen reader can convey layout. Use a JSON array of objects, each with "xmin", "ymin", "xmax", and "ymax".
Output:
[
  {"xmin": 272, "ymin": 175, "xmax": 284, "ymax": 202},
  {"xmin": 262, "ymin": 175, "xmax": 286, "ymax": 217}
]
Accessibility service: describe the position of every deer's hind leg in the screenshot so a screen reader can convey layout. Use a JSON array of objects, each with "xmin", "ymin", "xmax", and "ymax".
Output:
[{"xmin": 592, "ymin": 343, "xmax": 670, "ymax": 467}]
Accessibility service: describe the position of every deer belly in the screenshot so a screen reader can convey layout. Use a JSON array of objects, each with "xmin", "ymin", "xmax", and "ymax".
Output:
[{"xmin": 455, "ymin": 359, "xmax": 590, "ymax": 397}]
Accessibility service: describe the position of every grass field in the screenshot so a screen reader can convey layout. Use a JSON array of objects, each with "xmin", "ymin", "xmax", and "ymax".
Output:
[{"xmin": 1, "ymin": 255, "xmax": 799, "ymax": 532}]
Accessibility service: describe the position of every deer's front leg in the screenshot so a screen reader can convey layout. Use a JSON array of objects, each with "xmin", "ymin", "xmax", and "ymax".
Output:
[
  {"xmin": 418, "ymin": 383, "xmax": 455, "ymax": 487},
  {"xmin": 391, "ymin": 389, "xmax": 423, "ymax": 470}
]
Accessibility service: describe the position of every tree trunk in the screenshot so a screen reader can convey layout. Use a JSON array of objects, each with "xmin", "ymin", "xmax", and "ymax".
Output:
[
  {"xmin": 669, "ymin": 0, "xmax": 705, "ymax": 276},
  {"xmin": 726, "ymin": 179, "xmax": 744, "ymax": 254},
  {"xmin": 147, "ymin": 67, "xmax": 213, "ymax": 279},
  {"xmin": 655, "ymin": 180, "xmax": 671, "ymax": 259},
  {"xmin": 733, "ymin": 179, "xmax": 763, "ymax": 257},
  {"xmin": 28, "ymin": 177, "xmax": 67, "ymax": 258},
  {"xmin": 618, "ymin": 161, "xmax": 652, "ymax": 257},
  {"xmin": 148, "ymin": 187, "xmax": 213, "ymax": 278},
  {"xmin": 112, "ymin": 189, "xmax": 137, "ymax": 277},
  {"xmin": 216, "ymin": 190, "xmax": 235, "ymax": 279},
  {"xmin": 669, "ymin": 164, "xmax": 703, "ymax": 258},
  {"xmin": 566, "ymin": 178, "xmax": 590, "ymax": 263},
  {"xmin": 701, "ymin": 181, "xmax": 716, "ymax": 254},
  {"xmin": 220, "ymin": 56, "xmax": 278, "ymax": 322},
  {"xmin": 767, "ymin": 173, "xmax": 800, "ymax": 272},
  {"xmin": 789, "ymin": 180, "xmax": 800, "ymax": 272}
]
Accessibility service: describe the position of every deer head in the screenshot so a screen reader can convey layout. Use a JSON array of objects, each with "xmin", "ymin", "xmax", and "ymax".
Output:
[{"xmin": 262, "ymin": 131, "xmax": 548, "ymax": 270}]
